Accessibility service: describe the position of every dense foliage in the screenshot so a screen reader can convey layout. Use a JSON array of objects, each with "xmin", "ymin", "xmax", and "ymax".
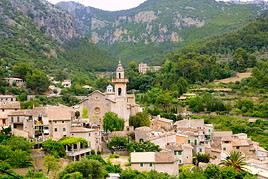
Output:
[
  {"xmin": 59, "ymin": 158, "xmax": 106, "ymax": 179},
  {"xmin": 103, "ymin": 112, "xmax": 125, "ymax": 132},
  {"xmin": 129, "ymin": 112, "xmax": 151, "ymax": 129},
  {"xmin": 0, "ymin": 134, "xmax": 32, "ymax": 168},
  {"xmin": 107, "ymin": 136, "xmax": 160, "ymax": 153}
]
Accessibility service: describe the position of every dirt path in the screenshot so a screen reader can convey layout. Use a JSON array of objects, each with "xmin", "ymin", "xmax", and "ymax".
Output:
[{"xmin": 215, "ymin": 71, "xmax": 252, "ymax": 84}]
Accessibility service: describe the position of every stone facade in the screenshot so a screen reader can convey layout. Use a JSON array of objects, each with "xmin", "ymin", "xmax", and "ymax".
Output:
[
  {"xmin": 79, "ymin": 62, "xmax": 142, "ymax": 128},
  {"xmin": 130, "ymin": 151, "xmax": 179, "ymax": 175}
]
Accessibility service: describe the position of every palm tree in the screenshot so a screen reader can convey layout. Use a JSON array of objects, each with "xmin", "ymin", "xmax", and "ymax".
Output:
[{"xmin": 220, "ymin": 150, "xmax": 247, "ymax": 172}]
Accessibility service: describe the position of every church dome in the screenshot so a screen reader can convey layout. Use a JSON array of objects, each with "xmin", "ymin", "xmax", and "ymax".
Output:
[{"xmin": 106, "ymin": 84, "xmax": 114, "ymax": 93}]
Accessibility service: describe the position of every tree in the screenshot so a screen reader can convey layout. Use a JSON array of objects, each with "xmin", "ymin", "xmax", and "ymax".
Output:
[
  {"xmin": 82, "ymin": 107, "xmax": 89, "ymax": 119},
  {"xmin": 42, "ymin": 139, "xmax": 66, "ymax": 158},
  {"xmin": 189, "ymin": 96, "xmax": 204, "ymax": 112},
  {"xmin": 26, "ymin": 70, "xmax": 49, "ymax": 94},
  {"xmin": 107, "ymin": 137, "xmax": 129, "ymax": 151},
  {"xmin": 59, "ymin": 159, "xmax": 106, "ymax": 179},
  {"xmin": 62, "ymin": 172, "xmax": 83, "ymax": 179},
  {"xmin": 204, "ymin": 164, "xmax": 222, "ymax": 179},
  {"xmin": 220, "ymin": 150, "xmax": 246, "ymax": 172},
  {"xmin": 44, "ymin": 155, "xmax": 60, "ymax": 175},
  {"xmin": 75, "ymin": 111, "xmax": 80, "ymax": 119},
  {"xmin": 193, "ymin": 153, "xmax": 210, "ymax": 167},
  {"xmin": 3, "ymin": 136, "xmax": 31, "ymax": 152},
  {"xmin": 7, "ymin": 150, "xmax": 32, "ymax": 168},
  {"xmin": 103, "ymin": 112, "xmax": 124, "ymax": 132},
  {"xmin": 13, "ymin": 63, "xmax": 32, "ymax": 80},
  {"xmin": 129, "ymin": 112, "xmax": 150, "ymax": 129},
  {"xmin": 127, "ymin": 141, "xmax": 160, "ymax": 152}
]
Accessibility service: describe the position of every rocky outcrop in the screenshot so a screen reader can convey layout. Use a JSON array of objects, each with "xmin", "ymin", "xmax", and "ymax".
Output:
[{"xmin": 5, "ymin": 0, "xmax": 78, "ymax": 43}]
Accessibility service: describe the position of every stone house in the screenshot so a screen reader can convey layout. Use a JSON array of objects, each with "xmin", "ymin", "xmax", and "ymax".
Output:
[
  {"xmin": 8, "ymin": 105, "xmax": 75, "ymax": 141},
  {"xmin": 70, "ymin": 127, "xmax": 102, "ymax": 151},
  {"xmin": 130, "ymin": 151, "xmax": 179, "ymax": 175},
  {"xmin": 4, "ymin": 77, "xmax": 24, "ymax": 87},
  {"xmin": 166, "ymin": 142, "xmax": 193, "ymax": 165},
  {"xmin": 0, "ymin": 101, "xmax": 20, "ymax": 128},
  {"xmin": 174, "ymin": 119, "xmax": 213, "ymax": 143},
  {"xmin": 134, "ymin": 126, "xmax": 153, "ymax": 142},
  {"xmin": 138, "ymin": 63, "xmax": 161, "ymax": 74},
  {"xmin": 151, "ymin": 115, "xmax": 173, "ymax": 131},
  {"xmin": 64, "ymin": 140, "xmax": 91, "ymax": 161},
  {"xmin": 210, "ymin": 132, "xmax": 258, "ymax": 160},
  {"xmin": 0, "ymin": 95, "xmax": 17, "ymax": 102},
  {"xmin": 62, "ymin": 80, "xmax": 72, "ymax": 88}
]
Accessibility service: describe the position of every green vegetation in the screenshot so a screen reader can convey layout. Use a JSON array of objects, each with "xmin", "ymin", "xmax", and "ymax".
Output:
[
  {"xmin": 220, "ymin": 151, "xmax": 246, "ymax": 172},
  {"xmin": 129, "ymin": 112, "xmax": 150, "ymax": 129},
  {"xmin": 193, "ymin": 153, "xmax": 210, "ymax": 167},
  {"xmin": 44, "ymin": 155, "xmax": 60, "ymax": 175},
  {"xmin": 127, "ymin": 141, "xmax": 161, "ymax": 152},
  {"xmin": 189, "ymin": 93, "xmax": 227, "ymax": 113},
  {"xmin": 59, "ymin": 158, "xmax": 106, "ymax": 179},
  {"xmin": 42, "ymin": 139, "xmax": 66, "ymax": 158},
  {"xmin": 179, "ymin": 164, "xmax": 255, "ymax": 179},
  {"xmin": 103, "ymin": 112, "xmax": 125, "ymax": 132},
  {"xmin": 107, "ymin": 136, "xmax": 160, "ymax": 153},
  {"xmin": 0, "ymin": 133, "xmax": 32, "ymax": 168}
]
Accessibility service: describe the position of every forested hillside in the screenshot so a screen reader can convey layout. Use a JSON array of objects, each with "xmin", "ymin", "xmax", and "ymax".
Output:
[
  {"xmin": 0, "ymin": 0, "xmax": 116, "ymax": 74},
  {"xmin": 57, "ymin": 0, "xmax": 266, "ymax": 64}
]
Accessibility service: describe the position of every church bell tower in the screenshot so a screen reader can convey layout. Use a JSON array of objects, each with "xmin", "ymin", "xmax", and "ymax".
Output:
[{"xmin": 112, "ymin": 61, "xmax": 129, "ymax": 97}]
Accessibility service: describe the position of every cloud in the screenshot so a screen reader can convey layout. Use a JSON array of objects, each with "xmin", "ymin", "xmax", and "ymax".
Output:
[{"xmin": 48, "ymin": 0, "xmax": 147, "ymax": 11}]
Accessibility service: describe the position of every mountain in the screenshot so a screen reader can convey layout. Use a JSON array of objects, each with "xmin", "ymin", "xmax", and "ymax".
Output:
[
  {"xmin": 0, "ymin": 0, "xmax": 115, "ymax": 73},
  {"xmin": 57, "ymin": 0, "xmax": 266, "ymax": 64}
]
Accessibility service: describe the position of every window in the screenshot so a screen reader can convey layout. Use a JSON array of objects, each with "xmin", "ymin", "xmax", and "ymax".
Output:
[
  {"xmin": 119, "ymin": 73, "xmax": 121, "ymax": 79},
  {"xmin": 54, "ymin": 128, "xmax": 57, "ymax": 132},
  {"xmin": 149, "ymin": 163, "xmax": 153, "ymax": 167},
  {"xmin": 188, "ymin": 140, "xmax": 191, "ymax": 144},
  {"xmin": 236, "ymin": 147, "xmax": 240, "ymax": 150},
  {"xmin": 118, "ymin": 88, "xmax": 122, "ymax": 96},
  {"xmin": 174, "ymin": 151, "xmax": 182, "ymax": 156},
  {"xmin": 63, "ymin": 128, "xmax": 66, "ymax": 132},
  {"xmin": 199, "ymin": 148, "xmax": 202, "ymax": 153},
  {"xmin": 223, "ymin": 147, "xmax": 226, "ymax": 151},
  {"xmin": 89, "ymin": 133, "xmax": 91, "ymax": 136},
  {"xmin": 140, "ymin": 163, "xmax": 144, "ymax": 167},
  {"xmin": 2, "ymin": 109, "xmax": 4, "ymax": 112},
  {"xmin": 62, "ymin": 121, "xmax": 64, "ymax": 123},
  {"xmin": 194, "ymin": 139, "xmax": 197, "ymax": 145}
]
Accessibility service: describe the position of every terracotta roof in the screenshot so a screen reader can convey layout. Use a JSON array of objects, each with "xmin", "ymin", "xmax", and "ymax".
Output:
[
  {"xmin": 71, "ymin": 127, "xmax": 94, "ymax": 133},
  {"xmin": 131, "ymin": 151, "xmax": 176, "ymax": 164},
  {"xmin": 155, "ymin": 151, "xmax": 176, "ymax": 163},
  {"xmin": 232, "ymin": 139, "xmax": 251, "ymax": 147},
  {"xmin": 135, "ymin": 126, "xmax": 152, "ymax": 132},
  {"xmin": 8, "ymin": 110, "xmax": 32, "ymax": 116},
  {"xmin": 0, "ymin": 102, "xmax": 20, "ymax": 109},
  {"xmin": 8, "ymin": 105, "xmax": 74, "ymax": 121},
  {"xmin": 0, "ymin": 113, "xmax": 8, "ymax": 119},
  {"xmin": 166, "ymin": 143, "xmax": 183, "ymax": 151}
]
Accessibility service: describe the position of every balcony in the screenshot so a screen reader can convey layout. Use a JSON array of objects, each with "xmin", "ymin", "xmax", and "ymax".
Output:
[{"xmin": 112, "ymin": 78, "xmax": 129, "ymax": 83}]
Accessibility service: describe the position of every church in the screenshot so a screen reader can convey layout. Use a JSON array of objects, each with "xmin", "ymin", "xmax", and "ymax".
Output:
[{"xmin": 79, "ymin": 62, "xmax": 142, "ymax": 128}]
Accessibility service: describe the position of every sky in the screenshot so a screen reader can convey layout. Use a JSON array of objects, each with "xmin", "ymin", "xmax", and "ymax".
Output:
[
  {"xmin": 48, "ymin": 0, "xmax": 147, "ymax": 11},
  {"xmin": 48, "ymin": 0, "xmax": 267, "ymax": 11}
]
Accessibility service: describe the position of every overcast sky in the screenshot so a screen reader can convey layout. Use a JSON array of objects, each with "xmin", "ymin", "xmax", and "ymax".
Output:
[
  {"xmin": 48, "ymin": 0, "xmax": 267, "ymax": 11},
  {"xmin": 48, "ymin": 0, "xmax": 147, "ymax": 11}
]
